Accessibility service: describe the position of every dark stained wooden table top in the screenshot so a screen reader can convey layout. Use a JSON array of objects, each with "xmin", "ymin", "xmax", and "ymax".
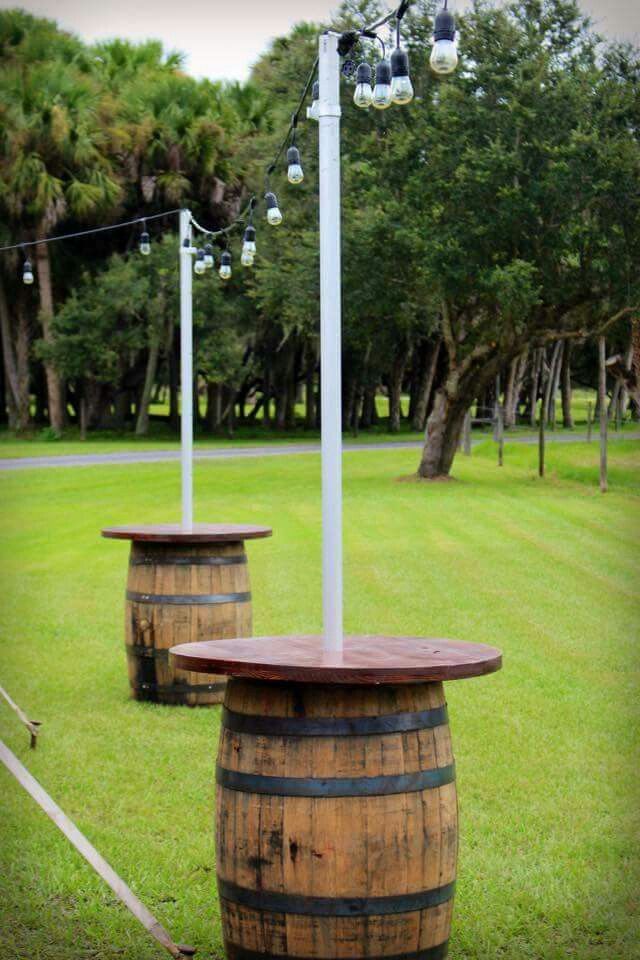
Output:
[
  {"xmin": 101, "ymin": 523, "xmax": 272, "ymax": 543},
  {"xmin": 169, "ymin": 635, "xmax": 502, "ymax": 684}
]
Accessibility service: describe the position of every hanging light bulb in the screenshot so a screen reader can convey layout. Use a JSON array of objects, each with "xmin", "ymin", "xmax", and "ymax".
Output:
[
  {"xmin": 265, "ymin": 191, "xmax": 283, "ymax": 226},
  {"xmin": 242, "ymin": 225, "xmax": 256, "ymax": 266},
  {"xmin": 430, "ymin": 5, "xmax": 458, "ymax": 75},
  {"xmin": 139, "ymin": 223, "xmax": 151, "ymax": 256},
  {"xmin": 219, "ymin": 251, "xmax": 232, "ymax": 281},
  {"xmin": 203, "ymin": 243, "xmax": 215, "ymax": 269},
  {"xmin": 353, "ymin": 62, "xmax": 373, "ymax": 109},
  {"xmin": 391, "ymin": 44, "xmax": 414, "ymax": 104},
  {"xmin": 307, "ymin": 81, "xmax": 320, "ymax": 121},
  {"xmin": 194, "ymin": 249, "xmax": 206, "ymax": 275},
  {"xmin": 23, "ymin": 257, "xmax": 34, "ymax": 285},
  {"xmin": 287, "ymin": 145, "xmax": 304, "ymax": 184},
  {"xmin": 372, "ymin": 58, "xmax": 393, "ymax": 109}
]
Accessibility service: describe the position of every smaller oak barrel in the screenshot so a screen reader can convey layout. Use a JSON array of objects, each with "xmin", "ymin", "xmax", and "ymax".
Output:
[
  {"xmin": 216, "ymin": 678, "xmax": 458, "ymax": 960},
  {"xmin": 102, "ymin": 524, "xmax": 271, "ymax": 706}
]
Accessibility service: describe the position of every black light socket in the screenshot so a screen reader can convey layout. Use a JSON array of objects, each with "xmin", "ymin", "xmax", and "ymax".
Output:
[
  {"xmin": 140, "ymin": 231, "xmax": 150, "ymax": 245},
  {"xmin": 391, "ymin": 47, "xmax": 410, "ymax": 78},
  {"xmin": 355, "ymin": 62, "xmax": 372, "ymax": 85},
  {"xmin": 221, "ymin": 251, "xmax": 231, "ymax": 267},
  {"xmin": 265, "ymin": 191, "xmax": 278, "ymax": 209},
  {"xmin": 375, "ymin": 59, "xmax": 392, "ymax": 85},
  {"xmin": 434, "ymin": 8, "xmax": 456, "ymax": 41},
  {"xmin": 243, "ymin": 225, "xmax": 256, "ymax": 243},
  {"xmin": 287, "ymin": 145, "xmax": 301, "ymax": 165}
]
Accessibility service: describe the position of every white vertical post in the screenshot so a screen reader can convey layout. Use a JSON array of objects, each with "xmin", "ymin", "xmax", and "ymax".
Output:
[
  {"xmin": 179, "ymin": 209, "xmax": 194, "ymax": 529},
  {"xmin": 318, "ymin": 33, "xmax": 343, "ymax": 652}
]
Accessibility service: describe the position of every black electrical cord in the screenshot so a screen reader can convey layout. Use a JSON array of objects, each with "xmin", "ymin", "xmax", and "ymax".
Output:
[{"xmin": 0, "ymin": 209, "xmax": 183, "ymax": 254}]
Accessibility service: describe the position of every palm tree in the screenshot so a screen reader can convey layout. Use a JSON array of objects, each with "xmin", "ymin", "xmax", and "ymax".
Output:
[{"xmin": 0, "ymin": 10, "xmax": 122, "ymax": 431}]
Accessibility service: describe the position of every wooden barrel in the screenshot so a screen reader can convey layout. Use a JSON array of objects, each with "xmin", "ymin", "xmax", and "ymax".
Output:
[
  {"xmin": 216, "ymin": 678, "xmax": 458, "ymax": 960},
  {"xmin": 125, "ymin": 540, "xmax": 252, "ymax": 705}
]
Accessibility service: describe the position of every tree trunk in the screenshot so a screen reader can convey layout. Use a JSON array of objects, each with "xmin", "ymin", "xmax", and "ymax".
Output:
[
  {"xmin": 599, "ymin": 336, "xmax": 607, "ymax": 493},
  {"xmin": 542, "ymin": 342, "xmax": 562, "ymax": 426},
  {"xmin": 560, "ymin": 340, "xmax": 573, "ymax": 428},
  {"xmin": 388, "ymin": 345, "xmax": 408, "ymax": 433},
  {"xmin": 360, "ymin": 384, "xmax": 375, "ymax": 429},
  {"xmin": 411, "ymin": 339, "xmax": 441, "ymax": 432},
  {"xmin": 504, "ymin": 349, "xmax": 529, "ymax": 428},
  {"xmin": 529, "ymin": 349, "xmax": 542, "ymax": 427},
  {"xmin": 0, "ymin": 279, "xmax": 31, "ymax": 431},
  {"xmin": 305, "ymin": 343, "xmax": 316, "ymax": 430},
  {"xmin": 34, "ymin": 241, "xmax": 65, "ymax": 432},
  {"xmin": 548, "ymin": 341, "xmax": 563, "ymax": 429},
  {"xmin": 418, "ymin": 389, "xmax": 468, "ymax": 479},
  {"xmin": 207, "ymin": 382, "xmax": 222, "ymax": 432},
  {"xmin": 135, "ymin": 323, "xmax": 162, "ymax": 436},
  {"xmin": 169, "ymin": 345, "xmax": 179, "ymax": 432},
  {"xmin": 503, "ymin": 358, "xmax": 518, "ymax": 429},
  {"xmin": 262, "ymin": 365, "xmax": 272, "ymax": 428}
]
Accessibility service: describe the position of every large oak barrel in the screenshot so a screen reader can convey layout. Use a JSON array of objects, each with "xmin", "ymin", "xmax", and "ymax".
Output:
[
  {"xmin": 125, "ymin": 540, "xmax": 251, "ymax": 706},
  {"xmin": 216, "ymin": 678, "xmax": 458, "ymax": 959}
]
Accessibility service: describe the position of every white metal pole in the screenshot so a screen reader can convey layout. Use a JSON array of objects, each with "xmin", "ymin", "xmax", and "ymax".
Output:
[
  {"xmin": 318, "ymin": 33, "xmax": 343, "ymax": 652},
  {"xmin": 179, "ymin": 209, "xmax": 194, "ymax": 529}
]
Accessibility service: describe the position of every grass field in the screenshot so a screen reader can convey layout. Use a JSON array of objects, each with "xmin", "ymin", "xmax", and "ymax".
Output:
[{"xmin": 0, "ymin": 438, "xmax": 639, "ymax": 960}]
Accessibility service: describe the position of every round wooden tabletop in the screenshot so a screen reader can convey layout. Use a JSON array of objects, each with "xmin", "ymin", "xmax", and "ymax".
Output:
[
  {"xmin": 101, "ymin": 523, "xmax": 272, "ymax": 543},
  {"xmin": 169, "ymin": 635, "xmax": 502, "ymax": 684}
]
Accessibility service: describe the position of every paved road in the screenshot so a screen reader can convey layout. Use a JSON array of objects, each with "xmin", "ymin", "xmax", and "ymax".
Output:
[{"xmin": 1, "ymin": 432, "xmax": 637, "ymax": 472}]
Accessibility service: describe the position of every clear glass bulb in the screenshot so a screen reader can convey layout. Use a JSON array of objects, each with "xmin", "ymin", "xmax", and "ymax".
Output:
[
  {"xmin": 430, "ymin": 39, "xmax": 458, "ymax": 75},
  {"xmin": 219, "ymin": 264, "xmax": 232, "ymax": 281},
  {"xmin": 23, "ymin": 269, "xmax": 34, "ymax": 285},
  {"xmin": 391, "ymin": 75, "xmax": 414, "ymax": 104},
  {"xmin": 241, "ymin": 251, "xmax": 254, "ymax": 267},
  {"xmin": 139, "ymin": 241, "xmax": 151, "ymax": 256},
  {"xmin": 267, "ymin": 206, "xmax": 283, "ymax": 226},
  {"xmin": 243, "ymin": 240, "xmax": 256, "ymax": 256},
  {"xmin": 287, "ymin": 164, "xmax": 304, "ymax": 184},
  {"xmin": 373, "ymin": 83, "xmax": 392, "ymax": 109},
  {"xmin": 353, "ymin": 83, "xmax": 373, "ymax": 108},
  {"xmin": 203, "ymin": 253, "xmax": 214, "ymax": 269},
  {"xmin": 194, "ymin": 259, "xmax": 206, "ymax": 276}
]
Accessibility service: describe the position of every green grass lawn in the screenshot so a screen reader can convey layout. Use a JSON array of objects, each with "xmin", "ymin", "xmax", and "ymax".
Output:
[{"xmin": 0, "ymin": 439, "xmax": 639, "ymax": 959}]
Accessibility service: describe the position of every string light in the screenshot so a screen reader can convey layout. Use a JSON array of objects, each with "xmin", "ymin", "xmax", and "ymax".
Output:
[
  {"xmin": 373, "ymin": 56, "xmax": 393, "ymax": 109},
  {"xmin": 391, "ymin": 22, "xmax": 414, "ymax": 104},
  {"xmin": 203, "ymin": 243, "xmax": 215, "ymax": 269},
  {"xmin": 287, "ymin": 147, "xmax": 304, "ymax": 185},
  {"xmin": 139, "ymin": 221, "xmax": 151, "ymax": 256},
  {"xmin": 265, "ymin": 192, "xmax": 283, "ymax": 226},
  {"xmin": 219, "ymin": 250, "xmax": 232, "ymax": 281},
  {"xmin": 194, "ymin": 249, "xmax": 206, "ymax": 275},
  {"xmin": 353, "ymin": 62, "xmax": 373, "ymax": 108},
  {"xmin": 242, "ymin": 226, "xmax": 256, "ymax": 266},
  {"xmin": 431, "ymin": 2, "xmax": 458, "ymax": 75},
  {"xmin": 307, "ymin": 81, "xmax": 320, "ymax": 121},
  {"xmin": 22, "ymin": 255, "xmax": 34, "ymax": 286}
]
